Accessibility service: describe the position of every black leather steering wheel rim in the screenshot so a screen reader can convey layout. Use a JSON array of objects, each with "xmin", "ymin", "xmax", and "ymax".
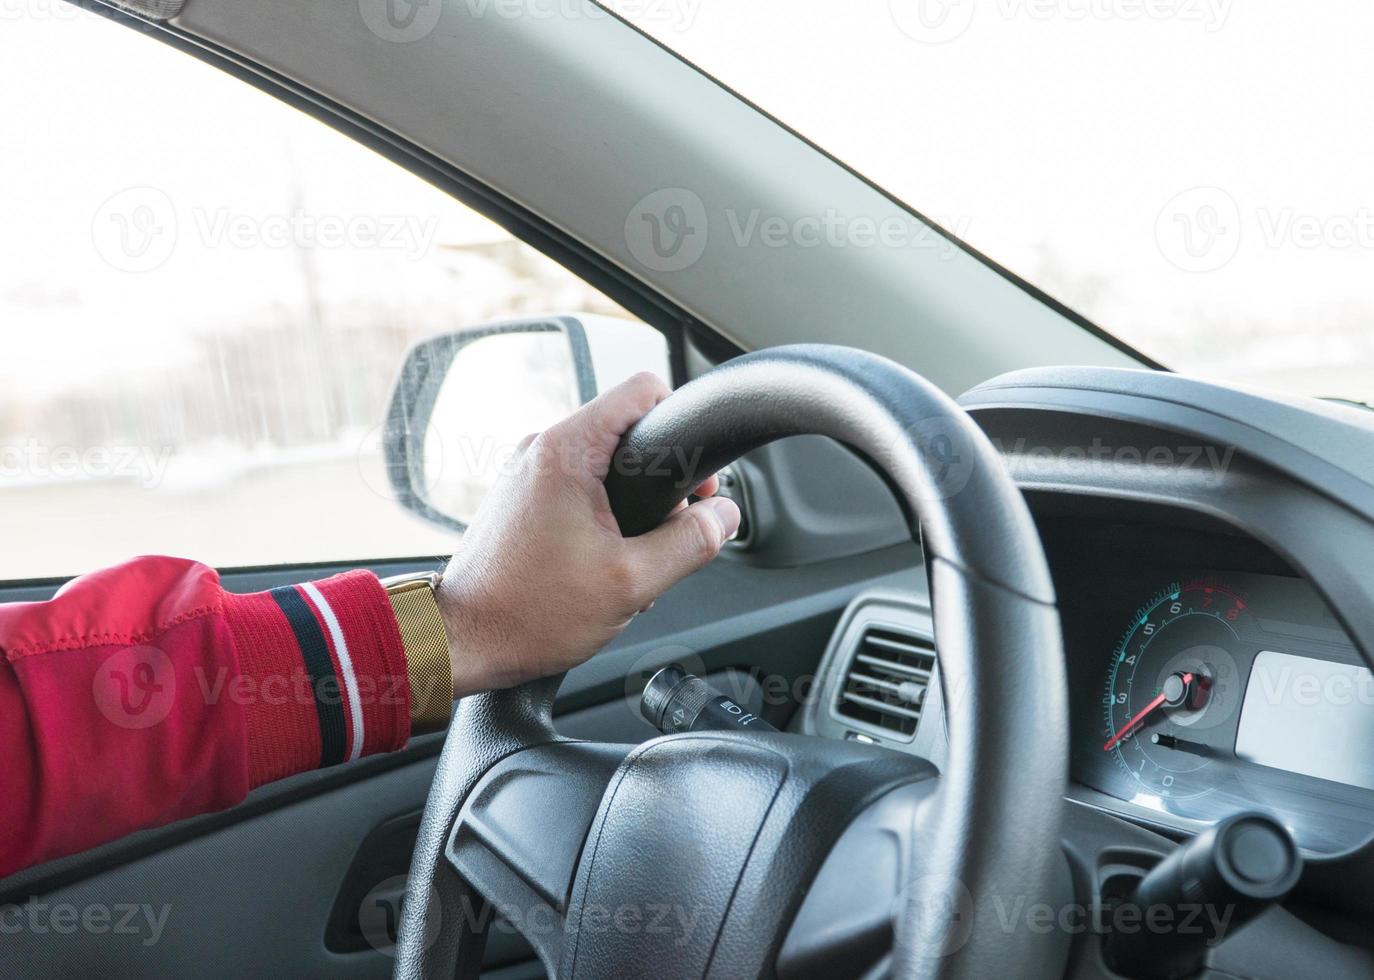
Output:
[{"xmin": 395, "ymin": 344, "xmax": 1070, "ymax": 980}]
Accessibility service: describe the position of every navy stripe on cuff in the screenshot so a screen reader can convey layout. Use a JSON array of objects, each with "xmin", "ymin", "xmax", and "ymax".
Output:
[{"xmin": 270, "ymin": 585, "xmax": 347, "ymax": 768}]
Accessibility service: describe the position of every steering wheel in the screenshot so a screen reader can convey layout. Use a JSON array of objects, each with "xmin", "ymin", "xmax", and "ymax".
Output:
[{"xmin": 394, "ymin": 345, "xmax": 1070, "ymax": 980}]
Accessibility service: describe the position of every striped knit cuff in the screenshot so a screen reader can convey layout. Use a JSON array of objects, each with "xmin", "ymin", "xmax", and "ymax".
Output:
[{"xmin": 223, "ymin": 570, "xmax": 412, "ymax": 788}]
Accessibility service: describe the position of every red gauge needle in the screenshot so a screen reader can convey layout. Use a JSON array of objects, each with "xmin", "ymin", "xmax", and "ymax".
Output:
[{"xmin": 1103, "ymin": 671, "xmax": 1195, "ymax": 752}]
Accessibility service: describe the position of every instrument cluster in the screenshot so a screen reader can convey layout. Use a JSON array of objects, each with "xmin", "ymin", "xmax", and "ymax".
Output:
[{"xmin": 1045, "ymin": 517, "xmax": 1374, "ymax": 855}]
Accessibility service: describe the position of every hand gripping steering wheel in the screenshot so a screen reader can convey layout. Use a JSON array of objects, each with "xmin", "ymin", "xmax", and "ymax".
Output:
[{"xmin": 394, "ymin": 345, "xmax": 1070, "ymax": 980}]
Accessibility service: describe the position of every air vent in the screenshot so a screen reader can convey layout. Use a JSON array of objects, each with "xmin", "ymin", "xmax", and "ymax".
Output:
[{"xmin": 834, "ymin": 626, "xmax": 936, "ymax": 738}]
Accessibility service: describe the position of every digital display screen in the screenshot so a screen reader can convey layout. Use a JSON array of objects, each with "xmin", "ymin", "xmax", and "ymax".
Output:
[{"xmin": 1236, "ymin": 651, "xmax": 1374, "ymax": 791}]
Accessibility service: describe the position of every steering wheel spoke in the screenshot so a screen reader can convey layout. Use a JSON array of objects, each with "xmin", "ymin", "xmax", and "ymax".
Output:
[{"xmin": 445, "ymin": 742, "xmax": 630, "ymax": 971}]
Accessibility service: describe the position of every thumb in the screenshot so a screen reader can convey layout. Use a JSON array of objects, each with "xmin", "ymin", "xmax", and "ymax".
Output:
[{"xmin": 627, "ymin": 496, "xmax": 741, "ymax": 602}]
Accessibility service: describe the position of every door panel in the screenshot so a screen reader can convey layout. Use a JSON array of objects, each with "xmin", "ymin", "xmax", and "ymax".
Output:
[{"xmin": 0, "ymin": 545, "xmax": 921, "ymax": 978}]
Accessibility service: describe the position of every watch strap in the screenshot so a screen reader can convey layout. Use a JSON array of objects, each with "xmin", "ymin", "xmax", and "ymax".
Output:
[{"xmin": 382, "ymin": 572, "xmax": 453, "ymax": 733}]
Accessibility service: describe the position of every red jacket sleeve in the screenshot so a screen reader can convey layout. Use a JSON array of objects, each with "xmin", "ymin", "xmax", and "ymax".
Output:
[{"xmin": 0, "ymin": 556, "xmax": 412, "ymax": 878}]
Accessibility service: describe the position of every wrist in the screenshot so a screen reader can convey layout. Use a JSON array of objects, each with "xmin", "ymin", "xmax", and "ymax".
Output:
[{"xmin": 433, "ymin": 566, "xmax": 506, "ymax": 699}]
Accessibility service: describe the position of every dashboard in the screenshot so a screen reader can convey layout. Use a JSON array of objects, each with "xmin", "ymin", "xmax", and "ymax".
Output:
[
  {"xmin": 809, "ymin": 365, "xmax": 1374, "ymax": 889},
  {"xmin": 808, "ymin": 510, "xmax": 1374, "ymax": 859},
  {"xmin": 794, "ymin": 364, "xmax": 1374, "ymax": 972},
  {"xmin": 952, "ymin": 364, "xmax": 1374, "ymax": 874}
]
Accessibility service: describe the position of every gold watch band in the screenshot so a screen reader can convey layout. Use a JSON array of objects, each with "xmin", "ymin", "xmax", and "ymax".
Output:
[{"xmin": 382, "ymin": 572, "xmax": 454, "ymax": 733}]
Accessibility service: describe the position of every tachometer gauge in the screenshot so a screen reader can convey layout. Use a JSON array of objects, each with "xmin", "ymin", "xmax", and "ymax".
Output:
[
  {"xmin": 1103, "ymin": 581, "xmax": 1245, "ymax": 801},
  {"xmin": 1070, "ymin": 566, "xmax": 1374, "ymax": 855}
]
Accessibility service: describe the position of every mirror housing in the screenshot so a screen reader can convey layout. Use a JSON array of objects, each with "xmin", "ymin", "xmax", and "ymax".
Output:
[{"xmin": 383, "ymin": 314, "xmax": 669, "ymax": 531}]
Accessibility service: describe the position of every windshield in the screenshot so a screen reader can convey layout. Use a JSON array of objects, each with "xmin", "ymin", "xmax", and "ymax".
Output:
[{"xmin": 612, "ymin": 2, "xmax": 1374, "ymax": 403}]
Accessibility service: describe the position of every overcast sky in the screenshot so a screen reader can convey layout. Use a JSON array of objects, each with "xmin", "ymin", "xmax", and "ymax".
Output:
[{"xmin": 613, "ymin": 0, "xmax": 1374, "ymax": 400}]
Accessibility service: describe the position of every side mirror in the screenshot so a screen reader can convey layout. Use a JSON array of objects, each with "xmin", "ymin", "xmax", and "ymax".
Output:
[{"xmin": 383, "ymin": 314, "xmax": 670, "ymax": 531}]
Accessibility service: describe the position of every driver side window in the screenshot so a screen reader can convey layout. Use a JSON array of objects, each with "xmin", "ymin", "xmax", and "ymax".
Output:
[{"xmin": 0, "ymin": 5, "xmax": 664, "ymax": 580}]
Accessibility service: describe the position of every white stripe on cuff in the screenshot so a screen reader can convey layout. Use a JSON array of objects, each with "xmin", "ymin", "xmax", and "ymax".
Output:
[{"xmin": 301, "ymin": 581, "xmax": 366, "ymax": 763}]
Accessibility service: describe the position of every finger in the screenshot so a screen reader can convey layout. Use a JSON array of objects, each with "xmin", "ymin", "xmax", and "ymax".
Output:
[
  {"xmin": 560, "ymin": 372, "xmax": 670, "ymax": 450},
  {"xmin": 692, "ymin": 472, "xmax": 720, "ymax": 498},
  {"xmin": 665, "ymin": 475, "xmax": 719, "ymax": 516},
  {"xmin": 552, "ymin": 372, "xmax": 673, "ymax": 482},
  {"xmin": 626, "ymin": 496, "xmax": 741, "ymax": 604}
]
